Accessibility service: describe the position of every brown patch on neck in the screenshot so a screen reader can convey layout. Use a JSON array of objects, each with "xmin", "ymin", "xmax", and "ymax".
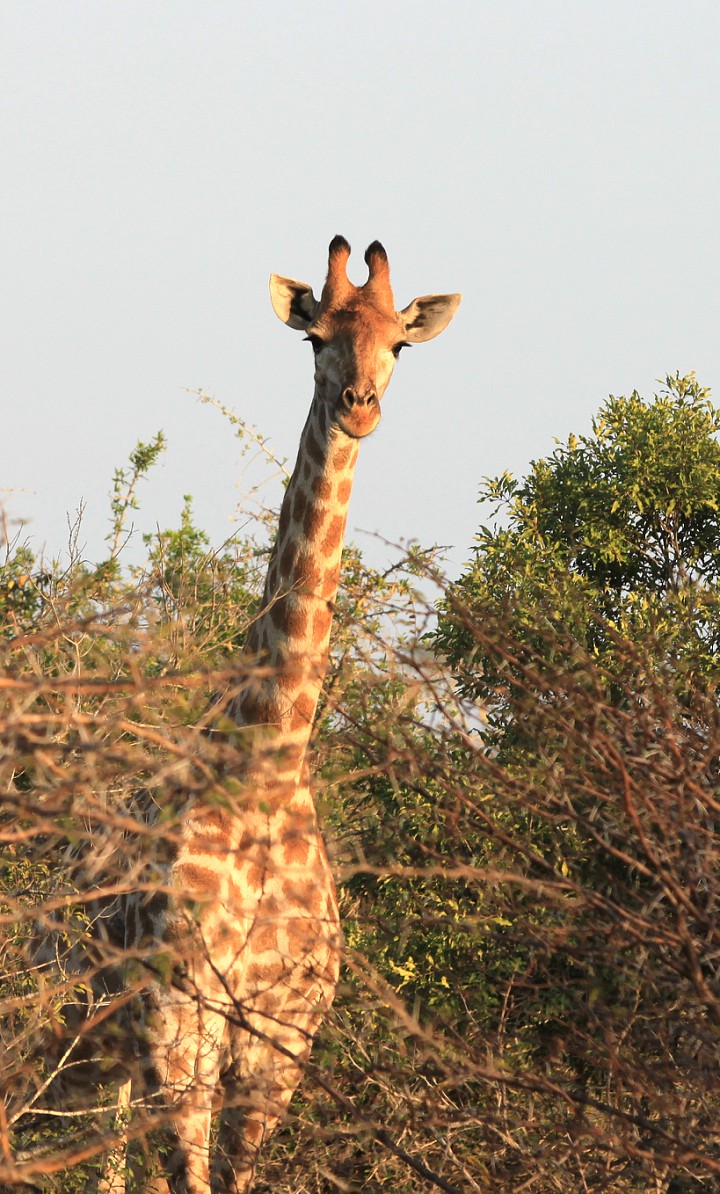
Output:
[
  {"xmin": 270, "ymin": 598, "xmax": 308, "ymax": 639},
  {"xmin": 293, "ymin": 490, "xmax": 308, "ymax": 525},
  {"xmin": 334, "ymin": 443, "xmax": 352, "ymax": 470},
  {"xmin": 312, "ymin": 474, "xmax": 333, "ymax": 501},
  {"xmin": 290, "ymin": 690, "xmax": 316, "ymax": 731},
  {"xmin": 336, "ymin": 478, "xmax": 352, "ymax": 505},
  {"xmin": 321, "ymin": 514, "xmax": 345, "ymax": 558},
  {"xmin": 303, "ymin": 500, "xmax": 326, "ymax": 541},
  {"xmin": 321, "ymin": 561, "xmax": 341, "ymax": 600},
  {"xmin": 305, "ymin": 426, "xmax": 325, "ymax": 466},
  {"xmin": 312, "ymin": 603, "xmax": 333, "ymax": 644}
]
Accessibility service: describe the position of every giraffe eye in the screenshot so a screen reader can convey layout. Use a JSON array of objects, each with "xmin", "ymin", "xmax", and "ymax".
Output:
[
  {"xmin": 304, "ymin": 334, "xmax": 326, "ymax": 354},
  {"xmin": 392, "ymin": 342, "xmax": 409, "ymax": 358}
]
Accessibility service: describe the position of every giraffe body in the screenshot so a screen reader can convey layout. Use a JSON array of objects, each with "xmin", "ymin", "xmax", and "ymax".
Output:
[
  {"xmin": 49, "ymin": 238, "xmax": 459, "ymax": 1193},
  {"xmin": 143, "ymin": 785, "xmax": 339, "ymax": 1193}
]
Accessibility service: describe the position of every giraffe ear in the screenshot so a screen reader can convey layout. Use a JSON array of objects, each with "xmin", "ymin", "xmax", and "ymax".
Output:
[
  {"xmin": 269, "ymin": 274, "xmax": 320, "ymax": 330},
  {"xmin": 399, "ymin": 293, "xmax": 462, "ymax": 343}
]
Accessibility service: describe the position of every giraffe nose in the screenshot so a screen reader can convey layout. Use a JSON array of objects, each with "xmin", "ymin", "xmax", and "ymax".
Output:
[{"xmin": 339, "ymin": 386, "xmax": 378, "ymax": 411}]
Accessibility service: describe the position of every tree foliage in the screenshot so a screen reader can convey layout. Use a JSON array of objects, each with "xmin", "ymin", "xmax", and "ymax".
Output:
[{"xmin": 437, "ymin": 374, "xmax": 720, "ymax": 735}]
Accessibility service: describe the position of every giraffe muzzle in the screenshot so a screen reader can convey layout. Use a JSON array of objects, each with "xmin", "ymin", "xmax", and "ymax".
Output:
[
  {"xmin": 339, "ymin": 386, "xmax": 378, "ymax": 411},
  {"xmin": 334, "ymin": 387, "xmax": 381, "ymax": 438}
]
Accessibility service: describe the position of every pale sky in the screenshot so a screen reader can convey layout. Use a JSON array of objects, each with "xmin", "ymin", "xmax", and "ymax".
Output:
[{"xmin": 2, "ymin": 1, "xmax": 719, "ymax": 578}]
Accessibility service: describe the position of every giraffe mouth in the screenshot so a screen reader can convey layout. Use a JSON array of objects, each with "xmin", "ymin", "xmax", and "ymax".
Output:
[{"xmin": 333, "ymin": 408, "xmax": 381, "ymax": 439}]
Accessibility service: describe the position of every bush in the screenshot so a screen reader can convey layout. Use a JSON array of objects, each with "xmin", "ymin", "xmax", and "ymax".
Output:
[{"xmin": 3, "ymin": 386, "xmax": 720, "ymax": 1193}]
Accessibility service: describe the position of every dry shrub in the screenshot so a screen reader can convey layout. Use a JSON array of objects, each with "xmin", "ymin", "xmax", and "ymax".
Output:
[{"xmin": 1, "ymin": 512, "xmax": 719, "ymax": 1193}]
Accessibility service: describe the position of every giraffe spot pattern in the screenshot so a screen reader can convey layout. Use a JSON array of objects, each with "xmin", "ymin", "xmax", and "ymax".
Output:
[
  {"xmin": 251, "ymin": 992, "xmax": 282, "ymax": 1017},
  {"xmin": 334, "ymin": 443, "xmax": 352, "ymax": 470},
  {"xmin": 245, "ymin": 864, "xmax": 266, "ymax": 890},
  {"xmin": 312, "ymin": 604, "xmax": 333, "ymax": 645},
  {"xmin": 269, "ymin": 592, "xmax": 310, "ymax": 639},
  {"xmin": 244, "ymin": 959, "xmax": 287, "ymax": 989},
  {"xmin": 278, "ymin": 538, "xmax": 296, "ymax": 579},
  {"xmin": 292, "ymin": 490, "xmax": 308, "ymax": 525},
  {"xmin": 174, "ymin": 863, "xmax": 223, "ymax": 896},
  {"xmin": 290, "ymin": 690, "xmax": 315, "ymax": 726},
  {"xmin": 281, "ymin": 878, "xmax": 324, "ymax": 916},
  {"xmin": 285, "ymin": 917, "xmax": 321, "ymax": 954},
  {"xmin": 277, "ymin": 497, "xmax": 292, "ymax": 543},
  {"xmin": 250, "ymin": 922, "xmax": 279, "ymax": 953},
  {"xmin": 321, "ymin": 514, "xmax": 345, "ymax": 557},
  {"xmin": 281, "ymin": 834, "xmax": 312, "ymax": 866},
  {"xmin": 195, "ymin": 807, "xmax": 233, "ymax": 836},
  {"xmin": 311, "ymin": 473, "xmax": 333, "ymax": 501},
  {"xmin": 336, "ymin": 478, "xmax": 352, "ymax": 505},
  {"xmin": 264, "ymin": 562, "xmax": 279, "ymax": 599},
  {"xmin": 296, "ymin": 554, "xmax": 321, "ymax": 591},
  {"xmin": 286, "ymin": 600, "xmax": 309, "ymax": 638},
  {"xmin": 303, "ymin": 500, "xmax": 326, "ymax": 541},
  {"xmin": 305, "ymin": 427, "xmax": 324, "ymax": 466},
  {"xmin": 320, "ymin": 562, "xmax": 341, "ymax": 599}
]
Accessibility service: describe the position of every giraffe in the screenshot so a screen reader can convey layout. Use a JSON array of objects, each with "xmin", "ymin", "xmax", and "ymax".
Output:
[{"xmin": 121, "ymin": 236, "xmax": 460, "ymax": 1193}]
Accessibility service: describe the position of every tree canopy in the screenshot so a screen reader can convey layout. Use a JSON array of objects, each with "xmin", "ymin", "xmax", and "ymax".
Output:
[{"xmin": 437, "ymin": 373, "xmax": 720, "ymax": 737}]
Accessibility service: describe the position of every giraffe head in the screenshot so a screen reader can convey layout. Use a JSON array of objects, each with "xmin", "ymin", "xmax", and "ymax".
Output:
[{"xmin": 269, "ymin": 236, "xmax": 461, "ymax": 439}]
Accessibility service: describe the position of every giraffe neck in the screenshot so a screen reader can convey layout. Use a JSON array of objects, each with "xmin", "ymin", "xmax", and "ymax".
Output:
[{"xmin": 237, "ymin": 396, "xmax": 359, "ymax": 762}]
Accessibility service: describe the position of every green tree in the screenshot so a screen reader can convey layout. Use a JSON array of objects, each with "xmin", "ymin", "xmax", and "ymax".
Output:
[
  {"xmin": 408, "ymin": 373, "xmax": 720, "ymax": 1189},
  {"xmin": 437, "ymin": 374, "xmax": 720, "ymax": 744}
]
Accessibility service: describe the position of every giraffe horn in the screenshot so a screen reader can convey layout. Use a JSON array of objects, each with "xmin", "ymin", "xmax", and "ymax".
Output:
[
  {"xmin": 363, "ymin": 240, "xmax": 394, "ymax": 305},
  {"xmin": 322, "ymin": 235, "xmax": 352, "ymax": 301}
]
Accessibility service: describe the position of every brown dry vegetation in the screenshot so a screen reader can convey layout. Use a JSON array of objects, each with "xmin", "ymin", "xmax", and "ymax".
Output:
[{"xmin": 2, "ymin": 383, "xmax": 720, "ymax": 1193}]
